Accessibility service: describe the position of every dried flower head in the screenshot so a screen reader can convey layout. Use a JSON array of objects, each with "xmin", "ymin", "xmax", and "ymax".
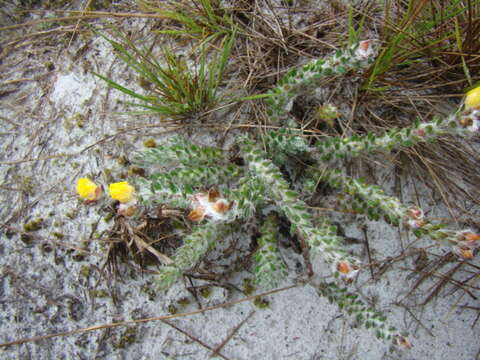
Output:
[
  {"xmin": 405, "ymin": 206, "xmax": 425, "ymax": 228},
  {"xmin": 208, "ymin": 187, "xmax": 220, "ymax": 202},
  {"xmin": 188, "ymin": 207, "xmax": 206, "ymax": 222},
  {"xmin": 452, "ymin": 230, "xmax": 480, "ymax": 259},
  {"xmin": 458, "ymin": 109, "xmax": 480, "ymax": 132},
  {"xmin": 188, "ymin": 188, "xmax": 233, "ymax": 222},
  {"xmin": 456, "ymin": 230, "xmax": 480, "ymax": 243},
  {"xmin": 394, "ymin": 335, "xmax": 413, "ymax": 349},
  {"xmin": 452, "ymin": 244, "xmax": 477, "ymax": 260},
  {"xmin": 118, "ymin": 203, "xmax": 137, "ymax": 217},
  {"xmin": 109, "ymin": 181, "xmax": 136, "ymax": 204},
  {"xmin": 76, "ymin": 178, "xmax": 102, "ymax": 202},
  {"xmin": 355, "ymin": 40, "xmax": 375, "ymax": 61},
  {"xmin": 213, "ymin": 199, "xmax": 231, "ymax": 214},
  {"xmin": 335, "ymin": 260, "xmax": 360, "ymax": 283}
]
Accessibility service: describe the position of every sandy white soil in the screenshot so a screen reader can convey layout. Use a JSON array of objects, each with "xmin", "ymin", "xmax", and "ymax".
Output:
[{"xmin": 1, "ymin": 4, "xmax": 479, "ymax": 360}]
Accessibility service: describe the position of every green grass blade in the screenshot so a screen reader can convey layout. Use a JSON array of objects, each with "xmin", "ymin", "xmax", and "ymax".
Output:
[{"xmin": 94, "ymin": 72, "xmax": 158, "ymax": 103}]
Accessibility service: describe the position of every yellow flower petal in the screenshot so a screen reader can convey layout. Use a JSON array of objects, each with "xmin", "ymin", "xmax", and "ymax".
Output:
[
  {"xmin": 76, "ymin": 178, "xmax": 100, "ymax": 201},
  {"xmin": 465, "ymin": 86, "xmax": 480, "ymax": 109},
  {"xmin": 108, "ymin": 181, "xmax": 135, "ymax": 203}
]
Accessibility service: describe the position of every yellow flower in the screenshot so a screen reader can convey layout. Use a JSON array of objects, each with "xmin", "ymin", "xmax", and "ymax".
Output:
[
  {"xmin": 465, "ymin": 86, "xmax": 480, "ymax": 109},
  {"xmin": 109, "ymin": 181, "xmax": 135, "ymax": 203},
  {"xmin": 76, "ymin": 178, "xmax": 102, "ymax": 201}
]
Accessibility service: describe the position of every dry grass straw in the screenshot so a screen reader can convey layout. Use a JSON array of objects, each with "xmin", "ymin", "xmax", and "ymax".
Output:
[
  {"xmin": 229, "ymin": 0, "xmax": 344, "ymax": 91},
  {"xmin": 105, "ymin": 208, "xmax": 184, "ymax": 275}
]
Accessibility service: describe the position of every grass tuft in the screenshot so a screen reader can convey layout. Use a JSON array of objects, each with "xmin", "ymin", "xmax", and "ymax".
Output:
[{"xmin": 95, "ymin": 26, "xmax": 236, "ymax": 119}]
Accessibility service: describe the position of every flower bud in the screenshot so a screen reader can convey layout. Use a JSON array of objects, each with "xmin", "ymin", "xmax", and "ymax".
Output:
[
  {"xmin": 405, "ymin": 206, "xmax": 425, "ymax": 228},
  {"xmin": 190, "ymin": 188, "xmax": 233, "ymax": 222},
  {"xmin": 335, "ymin": 260, "xmax": 360, "ymax": 283},
  {"xmin": 355, "ymin": 40, "xmax": 375, "ymax": 61},
  {"xmin": 406, "ymin": 207, "xmax": 423, "ymax": 220},
  {"xmin": 452, "ymin": 245, "xmax": 476, "ymax": 260},
  {"xmin": 188, "ymin": 207, "xmax": 206, "ymax": 222}
]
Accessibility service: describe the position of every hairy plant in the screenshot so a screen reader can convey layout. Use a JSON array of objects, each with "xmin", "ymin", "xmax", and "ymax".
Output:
[
  {"xmin": 85, "ymin": 39, "xmax": 480, "ymax": 348},
  {"xmin": 316, "ymin": 1, "xmax": 480, "ymax": 214},
  {"xmin": 253, "ymin": 215, "xmax": 288, "ymax": 290}
]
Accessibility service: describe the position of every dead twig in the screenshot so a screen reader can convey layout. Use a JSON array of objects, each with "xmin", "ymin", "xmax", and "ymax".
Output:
[
  {"xmin": 210, "ymin": 310, "xmax": 255, "ymax": 358},
  {"xmin": 67, "ymin": 0, "xmax": 94, "ymax": 49},
  {"xmin": 395, "ymin": 302, "xmax": 434, "ymax": 337},
  {"xmin": 161, "ymin": 319, "xmax": 231, "ymax": 360},
  {"xmin": 361, "ymin": 225, "xmax": 375, "ymax": 279},
  {"xmin": 406, "ymin": 252, "xmax": 455, "ymax": 298},
  {"xmin": 422, "ymin": 262, "xmax": 463, "ymax": 306}
]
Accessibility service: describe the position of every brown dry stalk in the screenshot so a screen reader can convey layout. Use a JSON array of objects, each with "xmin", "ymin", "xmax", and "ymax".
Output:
[
  {"xmin": 0, "ymin": 285, "xmax": 296, "ymax": 347},
  {"xmin": 0, "ymin": 11, "xmax": 169, "ymax": 32},
  {"xmin": 67, "ymin": 0, "xmax": 94, "ymax": 49},
  {"xmin": 161, "ymin": 319, "xmax": 231, "ymax": 360},
  {"xmin": 210, "ymin": 310, "xmax": 255, "ymax": 358}
]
